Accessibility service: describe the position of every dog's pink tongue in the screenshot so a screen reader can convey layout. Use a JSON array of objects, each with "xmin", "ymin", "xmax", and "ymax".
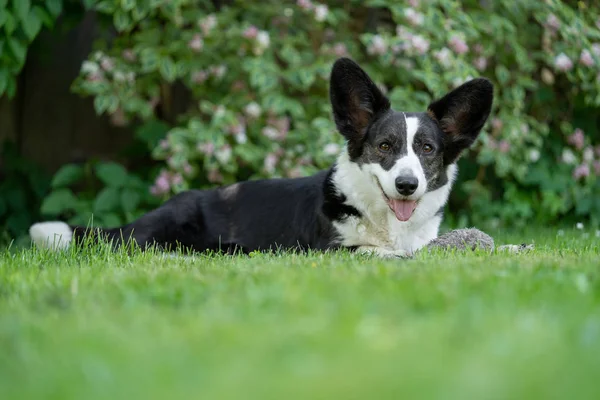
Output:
[{"xmin": 389, "ymin": 199, "xmax": 417, "ymax": 222}]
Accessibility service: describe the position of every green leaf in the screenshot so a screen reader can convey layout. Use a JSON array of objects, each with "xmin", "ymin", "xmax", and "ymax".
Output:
[
  {"xmin": 93, "ymin": 187, "xmax": 120, "ymax": 213},
  {"xmin": 0, "ymin": 7, "xmax": 8, "ymax": 28},
  {"xmin": 45, "ymin": 0, "xmax": 62, "ymax": 17},
  {"xmin": 34, "ymin": 5, "xmax": 53, "ymax": 28},
  {"xmin": 7, "ymin": 37, "xmax": 26, "ymax": 67},
  {"xmin": 3, "ymin": 12, "xmax": 16, "ymax": 34},
  {"xmin": 12, "ymin": 0, "xmax": 30, "ymax": 23},
  {"xmin": 113, "ymin": 10, "xmax": 131, "ymax": 32},
  {"xmin": 95, "ymin": 162, "xmax": 128, "ymax": 187},
  {"xmin": 100, "ymin": 212, "xmax": 121, "ymax": 228},
  {"xmin": 82, "ymin": 0, "xmax": 97, "ymax": 10},
  {"xmin": 0, "ymin": 68, "xmax": 7, "ymax": 96},
  {"xmin": 93, "ymin": 95, "xmax": 118, "ymax": 115},
  {"xmin": 495, "ymin": 65, "xmax": 510, "ymax": 85},
  {"xmin": 51, "ymin": 164, "xmax": 84, "ymax": 188},
  {"xmin": 41, "ymin": 189, "xmax": 78, "ymax": 216},
  {"xmin": 120, "ymin": 188, "xmax": 140, "ymax": 213},
  {"xmin": 135, "ymin": 120, "xmax": 170, "ymax": 149},
  {"xmin": 121, "ymin": 0, "xmax": 135, "ymax": 11},
  {"xmin": 21, "ymin": 9, "xmax": 42, "ymax": 41},
  {"xmin": 6, "ymin": 212, "xmax": 31, "ymax": 235},
  {"xmin": 159, "ymin": 56, "xmax": 177, "ymax": 82}
]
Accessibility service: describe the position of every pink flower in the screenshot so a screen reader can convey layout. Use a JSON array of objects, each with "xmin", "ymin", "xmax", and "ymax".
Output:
[
  {"xmin": 474, "ymin": 56, "xmax": 488, "ymax": 71},
  {"xmin": 264, "ymin": 153, "xmax": 278, "ymax": 173},
  {"xmin": 449, "ymin": 35, "xmax": 469, "ymax": 55},
  {"xmin": 562, "ymin": 149, "xmax": 577, "ymax": 165},
  {"xmin": 191, "ymin": 70, "xmax": 208, "ymax": 84},
  {"xmin": 411, "ymin": 35, "xmax": 430, "ymax": 55},
  {"xmin": 243, "ymin": 25, "xmax": 259, "ymax": 39},
  {"xmin": 244, "ymin": 102, "xmax": 262, "ymax": 118},
  {"xmin": 262, "ymin": 127, "xmax": 280, "ymax": 140},
  {"xmin": 580, "ymin": 50, "xmax": 594, "ymax": 67},
  {"xmin": 100, "ymin": 56, "xmax": 115, "ymax": 72},
  {"xmin": 297, "ymin": 0, "xmax": 313, "ymax": 10},
  {"xmin": 267, "ymin": 116, "xmax": 290, "ymax": 139},
  {"xmin": 333, "ymin": 43, "xmax": 348, "ymax": 57},
  {"xmin": 207, "ymin": 169, "xmax": 224, "ymax": 183},
  {"xmin": 210, "ymin": 65, "xmax": 227, "ymax": 79},
  {"xmin": 573, "ymin": 164, "xmax": 590, "ymax": 180},
  {"xmin": 256, "ymin": 31, "xmax": 270, "ymax": 49},
  {"xmin": 368, "ymin": 35, "xmax": 387, "ymax": 56},
  {"xmin": 473, "ymin": 44, "xmax": 484, "ymax": 54},
  {"xmin": 594, "ymin": 160, "xmax": 600, "ymax": 175},
  {"xmin": 197, "ymin": 142, "xmax": 215, "ymax": 156},
  {"xmin": 568, "ymin": 128, "xmax": 585, "ymax": 150},
  {"xmin": 491, "ymin": 118, "xmax": 503, "ymax": 132},
  {"xmin": 183, "ymin": 162, "xmax": 193, "ymax": 176},
  {"xmin": 314, "ymin": 4, "xmax": 328, "ymax": 22},
  {"xmin": 188, "ymin": 34, "xmax": 203, "ymax": 52},
  {"xmin": 544, "ymin": 14, "xmax": 561, "ymax": 32},
  {"xmin": 404, "ymin": 8, "xmax": 424, "ymax": 26},
  {"xmin": 554, "ymin": 53, "xmax": 573, "ymax": 72},
  {"xmin": 498, "ymin": 140, "xmax": 510, "ymax": 153},
  {"xmin": 583, "ymin": 147, "xmax": 594, "ymax": 162},
  {"xmin": 215, "ymin": 145, "xmax": 232, "ymax": 164},
  {"xmin": 122, "ymin": 49, "xmax": 136, "ymax": 62},
  {"xmin": 434, "ymin": 47, "xmax": 452, "ymax": 67},
  {"xmin": 324, "ymin": 143, "xmax": 340, "ymax": 155},
  {"xmin": 159, "ymin": 139, "xmax": 169, "ymax": 150},
  {"xmin": 171, "ymin": 173, "xmax": 184, "ymax": 186},
  {"xmin": 199, "ymin": 14, "xmax": 217, "ymax": 35},
  {"xmin": 151, "ymin": 171, "xmax": 171, "ymax": 196},
  {"xmin": 110, "ymin": 108, "xmax": 128, "ymax": 127},
  {"xmin": 87, "ymin": 71, "xmax": 104, "ymax": 82},
  {"xmin": 299, "ymin": 155, "xmax": 312, "ymax": 166}
]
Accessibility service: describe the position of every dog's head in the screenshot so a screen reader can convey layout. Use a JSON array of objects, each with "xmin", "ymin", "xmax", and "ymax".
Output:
[{"xmin": 329, "ymin": 57, "xmax": 493, "ymax": 222}]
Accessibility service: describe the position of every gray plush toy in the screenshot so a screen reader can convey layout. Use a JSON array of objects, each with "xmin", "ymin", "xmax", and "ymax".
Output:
[{"xmin": 424, "ymin": 228, "xmax": 533, "ymax": 254}]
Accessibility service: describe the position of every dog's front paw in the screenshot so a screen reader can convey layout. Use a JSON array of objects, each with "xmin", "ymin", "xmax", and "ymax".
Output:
[{"xmin": 356, "ymin": 246, "xmax": 411, "ymax": 259}]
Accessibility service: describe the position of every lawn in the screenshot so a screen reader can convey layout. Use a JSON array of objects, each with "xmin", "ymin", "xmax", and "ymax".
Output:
[{"xmin": 1, "ymin": 228, "xmax": 599, "ymax": 400}]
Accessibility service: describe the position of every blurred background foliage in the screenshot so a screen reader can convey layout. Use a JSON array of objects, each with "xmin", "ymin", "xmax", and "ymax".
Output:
[{"xmin": 1, "ymin": 0, "xmax": 600, "ymax": 246}]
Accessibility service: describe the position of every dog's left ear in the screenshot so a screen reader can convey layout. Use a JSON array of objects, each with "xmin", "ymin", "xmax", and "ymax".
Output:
[
  {"xmin": 329, "ymin": 58, "xmax": 390, "ymax": 148},
  {"xmin": 427, "ymin": 78, "xmax": 493, "ymax": 164}
]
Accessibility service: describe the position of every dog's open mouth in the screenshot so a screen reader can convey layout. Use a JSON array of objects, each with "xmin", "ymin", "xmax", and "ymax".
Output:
[{"xmin": 374, "ymin": 177, "xmax": 418, "ymax": 222}]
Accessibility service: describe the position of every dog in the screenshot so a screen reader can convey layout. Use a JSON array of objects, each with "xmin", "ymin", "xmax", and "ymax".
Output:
[{"xmin": 29, "ymin": 57, "xmax": 493, "ymax": 258}]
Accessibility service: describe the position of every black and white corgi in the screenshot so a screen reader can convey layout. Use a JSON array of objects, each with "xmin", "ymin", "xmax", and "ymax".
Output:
[{"xmin": 30, "ymin": 58, "xmax": 493, "ymax": 257}]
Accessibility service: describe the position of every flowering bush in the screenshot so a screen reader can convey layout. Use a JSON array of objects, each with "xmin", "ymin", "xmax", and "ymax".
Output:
[{"xmin": 59, "ymin": 0, "xmax": 600, "ymax": 228}]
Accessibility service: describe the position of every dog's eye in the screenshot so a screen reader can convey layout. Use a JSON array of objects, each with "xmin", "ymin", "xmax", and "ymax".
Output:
[
  {"xmin": 422, "ymin": 144, "xmax": 433, "ymax": 154},
  {"xmin": 379, "ymin": 142, "xmax": 391, "ymax": 152}
]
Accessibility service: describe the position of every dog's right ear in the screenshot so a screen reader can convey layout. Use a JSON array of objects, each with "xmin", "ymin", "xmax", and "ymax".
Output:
[{"xmin": 329, "ymin": 58, "xmax": 390, "ymax": 145}]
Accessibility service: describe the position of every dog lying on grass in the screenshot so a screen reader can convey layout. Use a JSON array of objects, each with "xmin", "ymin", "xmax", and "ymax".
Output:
[{"xmin": 31, "ymin": 58, "xmax": 528, "ymax": 257}]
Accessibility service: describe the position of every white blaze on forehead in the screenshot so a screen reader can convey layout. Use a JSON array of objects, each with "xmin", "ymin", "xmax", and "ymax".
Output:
[
  {"xmin": 388, "ymin": 115, "xmax": 426, "ymax": 195},
  {"xmin": 363, "ymin": 114, "xmax": 428, "ymax": 200}
]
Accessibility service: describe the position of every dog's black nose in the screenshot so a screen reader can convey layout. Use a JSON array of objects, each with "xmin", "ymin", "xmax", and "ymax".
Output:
[{"xmin": 395, "ymin": 176, "xmax": 418, "ymax": 196}]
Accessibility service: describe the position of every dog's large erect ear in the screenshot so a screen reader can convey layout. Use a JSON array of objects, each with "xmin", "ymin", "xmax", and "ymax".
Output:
[
  {"xmin": 329, "ymin": 58, "xmax": 390, "ymax": 144},
  {"xmin": 427, "ymin": 78, "xmax": 494, "ymax": 164}
]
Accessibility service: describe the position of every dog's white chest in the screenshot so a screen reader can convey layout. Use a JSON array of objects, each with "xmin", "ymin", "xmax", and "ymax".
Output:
[{"xmin": 333, "ymin": 212, "xmax": 441, "ymax": 253}]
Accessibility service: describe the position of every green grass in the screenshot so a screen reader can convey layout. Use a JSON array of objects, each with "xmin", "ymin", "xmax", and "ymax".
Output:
[{"xmin": 1, "ymin": 229, "xmax": 599, "ymax": 400}]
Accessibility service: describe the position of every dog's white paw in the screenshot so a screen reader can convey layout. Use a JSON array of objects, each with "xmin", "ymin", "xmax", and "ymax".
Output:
[{"xmin": 356, "ymin": 246, "xmax": 411, "ymax": 259}]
